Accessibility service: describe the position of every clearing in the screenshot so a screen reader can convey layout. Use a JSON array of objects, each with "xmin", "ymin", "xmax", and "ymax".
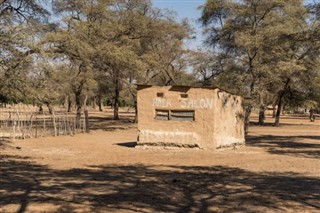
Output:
[{"xmin": 1, "ymin": 109, "xmax": 319, "ymax": 212}]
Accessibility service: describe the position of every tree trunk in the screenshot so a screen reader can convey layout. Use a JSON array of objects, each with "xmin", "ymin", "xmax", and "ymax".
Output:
[
  {"xmin": 38, "ymin": 105, "xmax": 43, "ymax": 113},
  {"xmin": 113, "ymin": 72, "xmax": 120, "ymax": 120},
  {"xmin": 92, "ymin": 98, "xmax": 96, "ymax": 109},
  {"xmin": 98, "ymin": 94, "xmax": 103, "ymax": 112},
  {"xmin": 258, "ymin": 105, "xmax": 265, "ymax": 125},
  {"xmin": 274, "ymin": 98, "xmax": 282, "ymax": 127},
  {"xmin": 75, "ymin": 91, "xmax": 82, "ymax": 129},
  {"xmin": 67, "ymin": 97, "xmax": 72, "ymax": 112},
  {"xmin": 244, "ymin": 105, "xmax": 252, "ymax": 136},
  {"xmin": 46, "ymin": 102, "xmax": 53, "ymax": 114},
  {"xmin": 274, "ymin": 78, "xmax": 290, "ymax": 126},
  {"xmin": 127, "ymin": 87, "xmax": 138, "ymax": 123},
  {"xmin": 310, "ymin": 109, "xmax": 315, "ymax": 122},
  {"xmin": 64, "ymin": 96, "xmax": 68, "ymax": 109},
  {"xmin": 134, "ymin": 99, "xmax": 138, "ymax": 123},
  {"xmin": 272, "ymin": 102, "xmax": 276, "ymax": 118},
  {"xmin": 84, "ymin": 109, "xmax": 90, "ymax": 133},
  {"xmin": 83, "ymin": 95, "xmax": 88, "ymax": 110},
  {"xmin": 83, "ymin": 95, "xmax": 89, "ymax": 132},
  {"xmin": 130, "ymin": 93, "xmax": 137, "ymax": 123}
]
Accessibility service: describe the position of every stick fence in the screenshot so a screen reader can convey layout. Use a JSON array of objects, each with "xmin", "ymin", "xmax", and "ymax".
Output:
[{"xmin": 0, "ymin": 104, "xmax": 87, "ymax": 140}]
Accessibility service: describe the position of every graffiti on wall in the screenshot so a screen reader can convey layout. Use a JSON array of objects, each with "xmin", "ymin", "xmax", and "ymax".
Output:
[
  {"xmin": 153, "ymin": 98, "xmax": 172, "ymax": 108},
  {"xmin": 139, "ymin": 130, "xmax": 199, "ymax": 143},
  {"xmin": 181, "ymin": 99, "xmax": 213, "ymax": 109},
  {"xmin": 152, "ymin": 98, "xmax": 214, "ymax": 109}
]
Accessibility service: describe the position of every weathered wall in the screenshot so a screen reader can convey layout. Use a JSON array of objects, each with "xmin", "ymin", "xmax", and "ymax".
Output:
[
  {"xmin": 213, "ymin": 90, "xmax": 245, "ymax": 147},
  {"xmin": 137, "ymin": 85, "xmax": 245, "ymax": 149}
]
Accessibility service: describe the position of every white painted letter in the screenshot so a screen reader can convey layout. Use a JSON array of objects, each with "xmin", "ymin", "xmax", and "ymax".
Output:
[
  {"xmin": 181, "ymin": 100, "xmax": 187, "ymax": 108},
  {"xmin": 206, "ymin": 99, "xmax": 213, "ymax": 108}
]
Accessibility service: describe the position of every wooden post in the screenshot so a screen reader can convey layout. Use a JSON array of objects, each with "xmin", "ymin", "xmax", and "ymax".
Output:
[
  {"xmin": 52, "ymin": 110, "xmax": 57, "ymax": 136},
  {"xmin": 29, "ymin": 112, "xmax": 33, "ymax": 138},
  {"xmin": 83, "ymin": 96, "xmax": 89, "ymax": 133},
  {"xmin": 43, "ymin": 110, "xmax": 46, "ymax": 137},
  {"xmin": 16, "ymin": 111, "xmax": 20, "ymax": 139},
  {"xmin": 63, "ymin": 113, "xmax": 67, "ymax": 135},
  {"xmin": 66, "ymin": 111, "xmax": 72, "ymax": 136}
]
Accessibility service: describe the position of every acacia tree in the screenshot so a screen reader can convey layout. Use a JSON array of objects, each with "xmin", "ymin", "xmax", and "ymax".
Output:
[
  {"xmin": 0, "ymin": 0, "xmax": 49, "ymax": 103},
  {"xmin": 135, "ymin": 14, "xmax": 192, "ymax": 86},
  {"xmin": 18, "ymin": 0, "xmax": 191, "ymax": 123},
  {"xmin": 27, "ymin": 62, "xmax": 63, "ymax": 113},
  {"xmin": 200, "ymin": 0, "xmax": 320, "ymax": 129},
  {"xmin": 43, "ymin": 0, "xmax": 103, "ymax": 125},
  {"xmin": 89, "ymin": 0, "xmax": 192, "ymax": 119},
  {"xmin": 125, "ymin": 5, "xmax": 192, "ymax": 121},
  {"xmin": 89, "ymin": 0, "xmax": 148, "ymax": 120},
  {"xmin": 258, "ymin": 0, "xmax": 320, "ymax": 125},
  {"xmin": 190, "ymin": 50, "xmax": 234, "ymax": 86}
]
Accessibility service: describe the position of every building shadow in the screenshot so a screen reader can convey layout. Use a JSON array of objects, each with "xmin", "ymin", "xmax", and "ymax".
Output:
[
  {"xmin": 114, "ymin": 141, "xmax": 137, "ymax": 148},
  {"xmin": 1, "ymin": 154, "xmax": 319, "ymax": 212}
]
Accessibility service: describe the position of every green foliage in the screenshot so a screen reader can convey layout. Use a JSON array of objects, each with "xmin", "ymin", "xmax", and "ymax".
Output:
[
  {"xmin": 2, "ymin": 0, "xmax": 319, "ymax": 125},
  {"xmin": 0, "ymin": 0, "xmax": 50, "ymax": 103},
  {"xmin": 200, "ymin": 0, "xmax": 320, "ymax": 113},
  {"xmin": 0, "ymin": 0, "xmax": 193, "ymax": 111}
]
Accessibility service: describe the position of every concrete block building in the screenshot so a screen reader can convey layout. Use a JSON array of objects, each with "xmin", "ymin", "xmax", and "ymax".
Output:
[{"xmin": 136, "ymin": 85, "xmax": 245, "ymax": 149}]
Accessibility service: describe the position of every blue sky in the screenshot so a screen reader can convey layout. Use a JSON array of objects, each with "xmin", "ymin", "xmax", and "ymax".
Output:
[{"xmin": 152, "ymin": 0, "xmax": 206, "ymax": 49}]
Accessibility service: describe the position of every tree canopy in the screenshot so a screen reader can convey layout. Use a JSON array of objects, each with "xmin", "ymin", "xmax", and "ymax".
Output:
[
  {"xmin": 0, "ymin": 0, "xmax": 319, "ymax": 125},
  {"xmin": 199, "ymin": 0, "xmax": 320, "ymax": 126}
]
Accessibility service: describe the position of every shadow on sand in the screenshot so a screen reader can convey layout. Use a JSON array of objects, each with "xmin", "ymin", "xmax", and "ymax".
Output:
[
  {"xmin": 246, "ymin": 134, "xmax": 320, "ymax": 159},
  {"xmin": 1, "ymin": 154, "xmax": 319, "ymax": 212}
]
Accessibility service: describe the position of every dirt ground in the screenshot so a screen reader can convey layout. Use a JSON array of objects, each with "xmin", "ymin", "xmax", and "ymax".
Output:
[{"xmin": 1, "ymin": 108, "xmax": 319, "ymax": 213}]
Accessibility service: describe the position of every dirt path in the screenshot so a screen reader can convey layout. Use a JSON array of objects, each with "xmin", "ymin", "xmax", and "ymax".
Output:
[{"xmin": 1, "ymin": 111, "xmax": 319, "ymax": 212}]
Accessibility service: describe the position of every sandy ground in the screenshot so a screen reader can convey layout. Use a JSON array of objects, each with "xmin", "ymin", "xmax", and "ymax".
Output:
[{"xmin": 1, "ymin": 109, "xmax": 320, "ymax": 213}]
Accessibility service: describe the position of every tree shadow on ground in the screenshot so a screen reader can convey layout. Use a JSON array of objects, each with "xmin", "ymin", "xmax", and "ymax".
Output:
[
  {"xmin": 246, "ymin": 135, "xmax": 320, "ymax": 159},
  {"xmin": 0, "ymin": 139, "xmax": 12, "ymax": 149},
  {"xmin": 249, "ymin": 121, "xmax": 315, "ymax": 127},
  {"xmin": 1, "ymin": 155, "xmax": 319, "ymax": 212},
  {"xmin": 88, "ymin": 116, "xmax": 135, "ymax": 131}
]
